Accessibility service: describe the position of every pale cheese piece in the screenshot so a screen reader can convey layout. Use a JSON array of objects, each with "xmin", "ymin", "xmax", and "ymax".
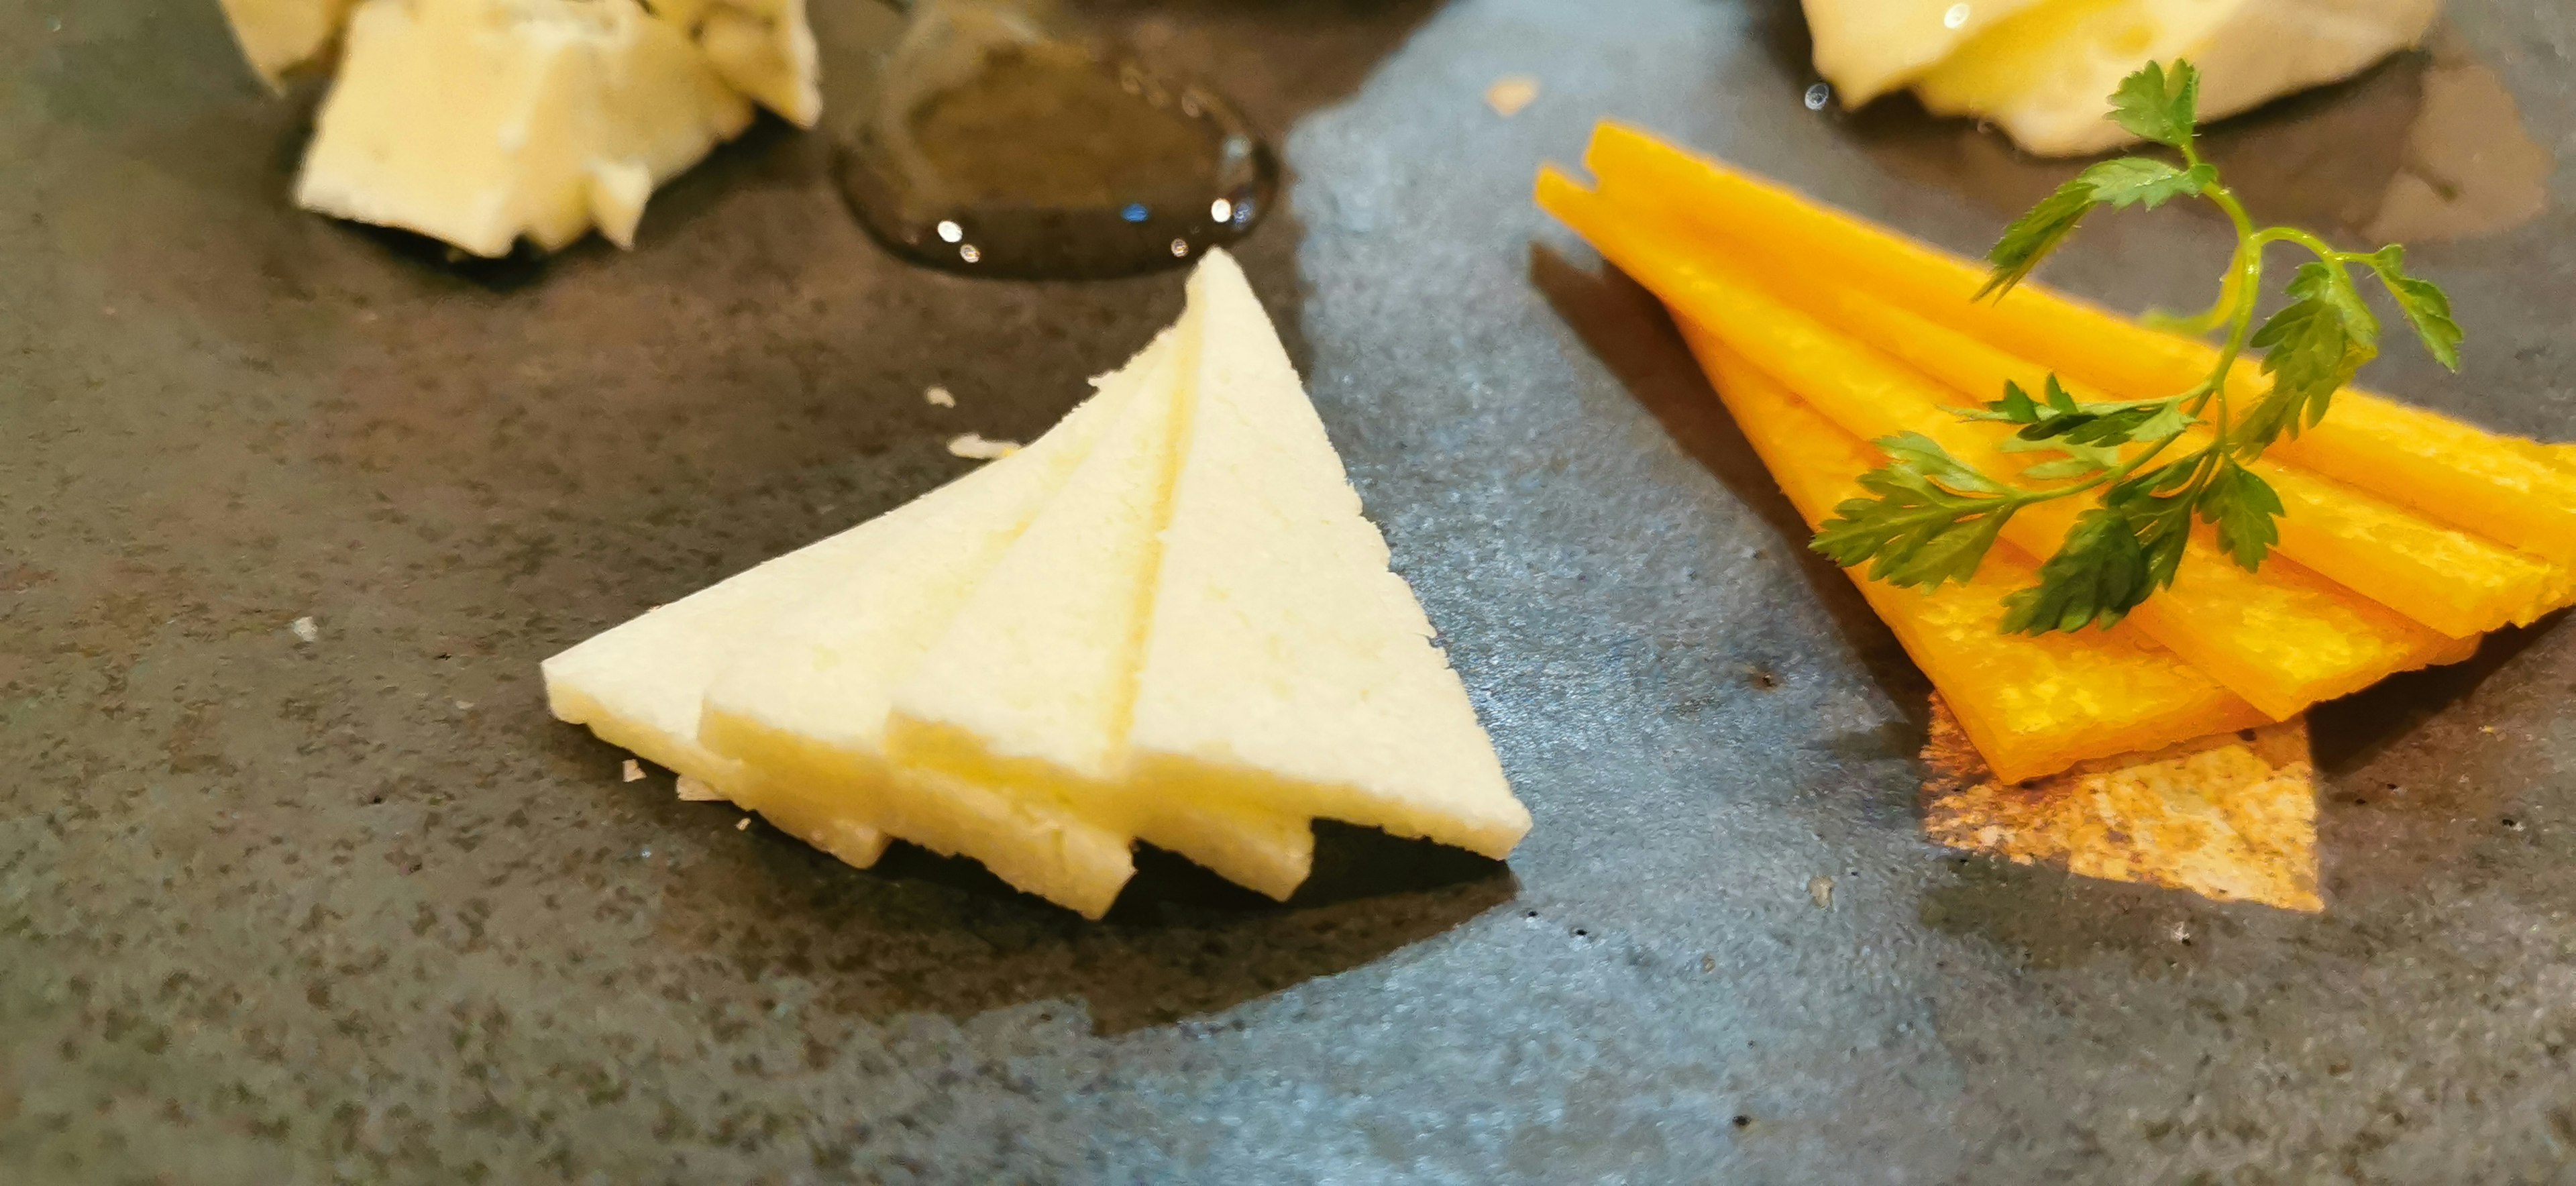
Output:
[
  {"xmin": 1125, "ymin": 250, "xmax": 1531, "ymax": 860},
  {"xmin": 541, "ymin": 502, "xmax": 904, "ymax": 871},
  {"xmin": 295, "ymin": 0, "xmax": 754, "ymax": 258},
  {"xmin": 888, "ymin": 320, "xmax": 1316, "ymax": 904},
  {"xmin": 218, "ymin": 0, "xmax": 360, "ymax": 87},
  {"xmin": 1912, "ymin": 0, "xmax": 2438, "ymax": 156},
  {"xmin": 645, "ymin": 0, "xmax": 823, "ymax": 127},
  {"xmin": 698, "ymin": 345, "xmax": 1163, "ymax": 920},
  {"xmin": 1800, "ymin": 0, "xmax": 2051, "ymax": 105}
]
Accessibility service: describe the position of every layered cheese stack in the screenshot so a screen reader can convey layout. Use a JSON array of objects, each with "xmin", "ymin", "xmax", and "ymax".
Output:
[
  {"xmin": 543, "ymin": 250, "xmax": 1530, "ymax": 917},
  {"xmin": 1538, "ymin": 124, "xmax": 2576, "ymax": 783},
  {"xmin": 219, "ymin": 0, "xmax": 822, "ymax": 256},
  {"xmin": 1803, "ymin": 0, "xmax": 2440, "ymax": 156}
]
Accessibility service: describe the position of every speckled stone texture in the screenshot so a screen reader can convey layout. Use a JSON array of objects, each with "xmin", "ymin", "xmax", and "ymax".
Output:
[{"xmin": 7, "ymin": 0, "xmax": 2576, "ymax": 1182}]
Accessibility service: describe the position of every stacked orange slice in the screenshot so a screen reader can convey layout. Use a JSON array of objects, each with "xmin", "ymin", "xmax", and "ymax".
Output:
[{"xmin": 1538, "ymin": 123, "xmax": 2576, "ymax": 783}]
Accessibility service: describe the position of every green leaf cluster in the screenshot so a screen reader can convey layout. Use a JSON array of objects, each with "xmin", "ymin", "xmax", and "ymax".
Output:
[{"xmin": 1813, "ymin": 58, "xmax": 2467, "ymax": 635}]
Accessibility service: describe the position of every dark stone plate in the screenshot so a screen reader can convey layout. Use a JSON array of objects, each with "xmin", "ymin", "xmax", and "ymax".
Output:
[{"xmin": 4, "ymin": 1, "xmax": 2570, "ymax": 1181}]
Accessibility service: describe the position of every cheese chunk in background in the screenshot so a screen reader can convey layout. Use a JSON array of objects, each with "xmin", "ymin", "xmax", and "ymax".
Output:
[
  {"xmin": 217, "ymin": 0, "xmax": 358, "ymax": 87},
  {"xmin": 698, "ymin": 346, "xmax": 1162, "ymax": 920},
  {"xmin": 541, "ymin": 518, "xmax": 897, "ymax": 871},
  {"xmin": 1800, "ymin": 0, "xmax": 2049, "ymax": 105},
  {"xmin": 1126, "ymin": 252, "xmax": 1532, "ymax": 861},
  {"xmin": 296, "ymin": 0, "xmax": 753, "ymax": 258},
  {"xmin": 888, "ymin": 313, "xmax": 1316, "ymax": 904},
  {"xmin": 1912, "ymin": 0, "xmax": 2440, "ymax": 156},
  {"xmin": 643, "ymin": 0, "xmax": 823, "ymax": 127}
]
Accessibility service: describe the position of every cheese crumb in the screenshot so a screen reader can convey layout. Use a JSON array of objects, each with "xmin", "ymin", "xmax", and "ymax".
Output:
[
  {"xmin": 947, "ymin": 433, "xmax": 1022, "ymax": 460},
  {"xmin": 737, "ymin": 817, "xmax": 751, "ymax": 830},
  {"xmin": 1808, "ymin": 875, "xmax": 1834, "ymax": 909},
  {"xmin": 1485, "ymin": 76, "xmax": 1540, "ymax": 117},
  {"xmin": 925, "ymin": 386, "xmax": 957, "ymax": 408},
  {"xmin": 621, "ymin": 758, "xmax": 645, "ymax": 782},
  {"xmin": 290, "ymin": 616, "xmax": 321, "ymax": 643},
  {"xmin": 676, "ymin": 775, "xmax": 725, "ymax": 801}
]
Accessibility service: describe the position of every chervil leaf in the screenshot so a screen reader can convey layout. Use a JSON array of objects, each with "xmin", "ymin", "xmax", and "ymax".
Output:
[
  {"xmin": 2043, "ymin": 374, "xmax": 2080, "ymax": 415},
  {"xmin": 2019, "ymin": 455, "xmax": 2110, "ymax": 482},
  {"xmin": 2000, "ymin": 506, "xmax": 2153, "ymax": 633},
  {"xmin": 2198, "ymin": 457, "xmax": 2284, "ymax": 570},
  {"xmin": 2078, "ymin": 157, "xmax": 2216, "ymax": 210},
  {"xmin": 2367, "ymin": 246, "xmax": 2463, "ymax": 370},
  {"xmin": 1979, "ymin": 379, "xmax": 2042, "ymax": 424},
  {"xmin": 2108, "ymin": 60, "xmax": 2201, "ymax": 150},
  {"xmin": 1875, "ymin": 431, "xmax": 2005, "ymax": 495},
  {"xmin": 2285, "ymin": 261, "xmax": 2379, "ymax": 350},
  {"xmin": 1811, "ymin": 488, "xmax": 2015, "ymax": 590},
  {"xmin": 2243, "ymin": 290, "xmax": 2373, "ymax": 451},
  {"xmin": 1981, "ymin": 180, "xmax": 2098, "ymax": 300}
]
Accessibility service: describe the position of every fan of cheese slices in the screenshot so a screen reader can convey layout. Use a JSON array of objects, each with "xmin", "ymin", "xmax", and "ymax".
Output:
[
  {"xmin": 541, "ymin": 250, "xmax": 1532, "ymax": 918},
  {"xmin": 217, "ymin": 0, "xmax": 820, "ymax": 256},
  {"xmin": 1538, "ymin": 123, "xmax": 2576, "ymax": 786},
  {"xmin": 1803, "ymin": 0, "xmax": 2441, "ymax": 156}
]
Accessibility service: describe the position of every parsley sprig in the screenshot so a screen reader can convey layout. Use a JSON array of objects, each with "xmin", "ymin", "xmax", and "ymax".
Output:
[{"xmin": 1813, "ymin": 60, "xmax": 2464, "ymax": 635}]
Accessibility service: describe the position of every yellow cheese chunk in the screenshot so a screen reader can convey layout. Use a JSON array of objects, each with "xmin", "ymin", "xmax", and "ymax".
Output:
[
  {"xmin": 1540, "ymin": 167, "xmax": 2455, "ymax": 720},
  {"xmin": 645, "ymin": 0, "xmax": 822, "ymax": 127},
  {"xmin": 698, "ymin": 350, "xmax": 1150, "ymax": 919},
  {"xmin": 217, "ymin": 0, "xmax": 358, "ymax": 87},
  {"xmin": 1912, "ymin": 0, "xmax": 2438, "ymax": 156},
  {"xmin": 1578, "ymin": 123, "xmax": 2576, "ymax": 570},
  {"xmin": 1798, "ymin": 0, "xmax": 2051, "ymax": 105},
  {"xmin": 296, "ymin": 0, "xmax": 753, "ymax": 258},
  {"xmin": 1125, "ymin": 252, "xmax": 1531, "ymax": 859},
  {"xmin": 888, "ymin": 319, "xmax": 1316, "ymax": 904},
  {"xmin": 1684, "ymin": 329, "xmax": 2264, "ymax": 781}
]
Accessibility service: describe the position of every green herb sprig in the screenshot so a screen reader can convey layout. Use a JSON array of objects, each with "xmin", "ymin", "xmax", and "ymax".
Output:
[{"xmin": 1813, "ymin": 60, "xmax": 2464, "ymax": 635}]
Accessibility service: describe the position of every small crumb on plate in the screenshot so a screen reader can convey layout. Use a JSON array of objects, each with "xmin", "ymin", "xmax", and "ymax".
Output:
[
  {"xmin": 290, "ymin": 616, "xmax": 321, "ymax": 643},
  {"xmin": 1807, "ymin": 875, "xmax": 1834, "ymax": 910},
  {"xmin": 737, "ymin": 818, "xmax": 752, "ymax": 831},
  {"xmin": 1485, "ymin": 75, "xmax": 1540, "ymax": 117},
  {"xmin": 947, "ymin": 432, "xmax": 1022, "ymax": 460},
  {"xmin": 622, "ymin": 759, "xmax": 644, "ymax": 782},
  {"xmin": 676, "ymin": 775, "xmax": 724, "ymax": 802},
  {"xmin": 925, "ymin": 385, "xmax": 957, "ymax": 407}
]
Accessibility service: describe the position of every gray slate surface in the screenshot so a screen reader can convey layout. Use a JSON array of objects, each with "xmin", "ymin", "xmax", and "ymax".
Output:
[{"xmin": 6, "ymin": 0, "xmax": 2576, "ymax": 1181}]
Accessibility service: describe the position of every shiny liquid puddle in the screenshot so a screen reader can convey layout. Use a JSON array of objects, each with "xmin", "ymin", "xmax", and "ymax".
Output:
[{"xmin": 836, "ymin": 1, "xmax": 1276, "ymax": 279}]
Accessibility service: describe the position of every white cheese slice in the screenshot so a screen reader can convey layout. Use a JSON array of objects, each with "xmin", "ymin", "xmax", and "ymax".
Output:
[
  {"xmin": 217, "ymin": 0, "xmax": 360, "ymax": 87},
  {"xmin": 1800, "ymin": 0, "xmax": 2051, "ymax": 105},
  {"xmin": 541, "ymin": 512, "xmax": 904, "ymax": 871},
  {"xmin": 888, "ymin": 317, "xmax": 1316, "ymax": 904},
  {"xmin": 643, "ymin": 0, "xmax": 822, "ymax": 128},
  {"xmin": 295, "ymin": 0, "xmax": 754, "ymax": 258},
  {"xmin": 1912, "ymin": 0, "xmax": 2438, "ymax": 156},
  {"xmin": 698, "ymin": 344, "xmax": 1165, "ymax": 920},
  {"xmin": 1125, "ymin": 251, "xmax": 1532, "ymax": 860}
]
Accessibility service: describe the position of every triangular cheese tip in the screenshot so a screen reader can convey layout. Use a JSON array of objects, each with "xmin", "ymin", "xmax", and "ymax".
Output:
[
  {"xmin": 1126, "ymin": 249, "xmax": 1532, "ymax": 859},
  {"xmin": 695, "ymin": 339, "xmax": 1169, "ymax": 920}
]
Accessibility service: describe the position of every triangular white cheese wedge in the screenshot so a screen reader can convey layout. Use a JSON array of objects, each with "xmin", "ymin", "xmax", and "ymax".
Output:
[
  {"xmin": 542, "ymin": 513, "xmax": 894, "ymax": 869},
  {"xmin": 542, "ymin": 352, "xmax": 1120, "ymax": 870},
  {"xmin": 295, "ymin": 0, "xmax": 754, "ymax": 257},
  {"xmin": 887, "ymin": 313, "xmax": 1316, "ymax": 904},
  {"xmin": 698, "ymin": 341, "xmax": 1170, "ymax": 920},
  {"xmin": 1126, "ymin": 251, "xmax": 1531, "ymax": 859}
]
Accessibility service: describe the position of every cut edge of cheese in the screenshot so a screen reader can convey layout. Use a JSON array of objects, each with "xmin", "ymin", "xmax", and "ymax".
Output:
[
  {"xmin": 695, "ymin": 337, "xmax": 1163, "ymax": 919},
  {"xmin": 1121, "ymin": 250, "xmax": 1532, "ymax": 861},
  {"xmin": 1911, "ymin": 0, "xmax": 2440, "ymax": 157},
  {"xmin": 294, "ymin": 0, "xmax": 754, "ymax": 258},
  {"xmin": 886, "ymin": 316, "xmax": 1316, "ymax": 903},
  {"xmin": 1798, "ymin": 0, "xmax": 2051, "ymax": 105},
  {"xmin": 218, "ymin": 0, "xmax": 360, "ymax": 89}
]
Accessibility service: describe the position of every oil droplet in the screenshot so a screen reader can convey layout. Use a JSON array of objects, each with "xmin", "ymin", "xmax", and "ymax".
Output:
[
  {"xmin": 835, "ymin": 0, "xmax": 1277, "ymax": 279},
  {"xmin": 1804, "ymin": 83, "xmax": 1833, "ymax": 111}
]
